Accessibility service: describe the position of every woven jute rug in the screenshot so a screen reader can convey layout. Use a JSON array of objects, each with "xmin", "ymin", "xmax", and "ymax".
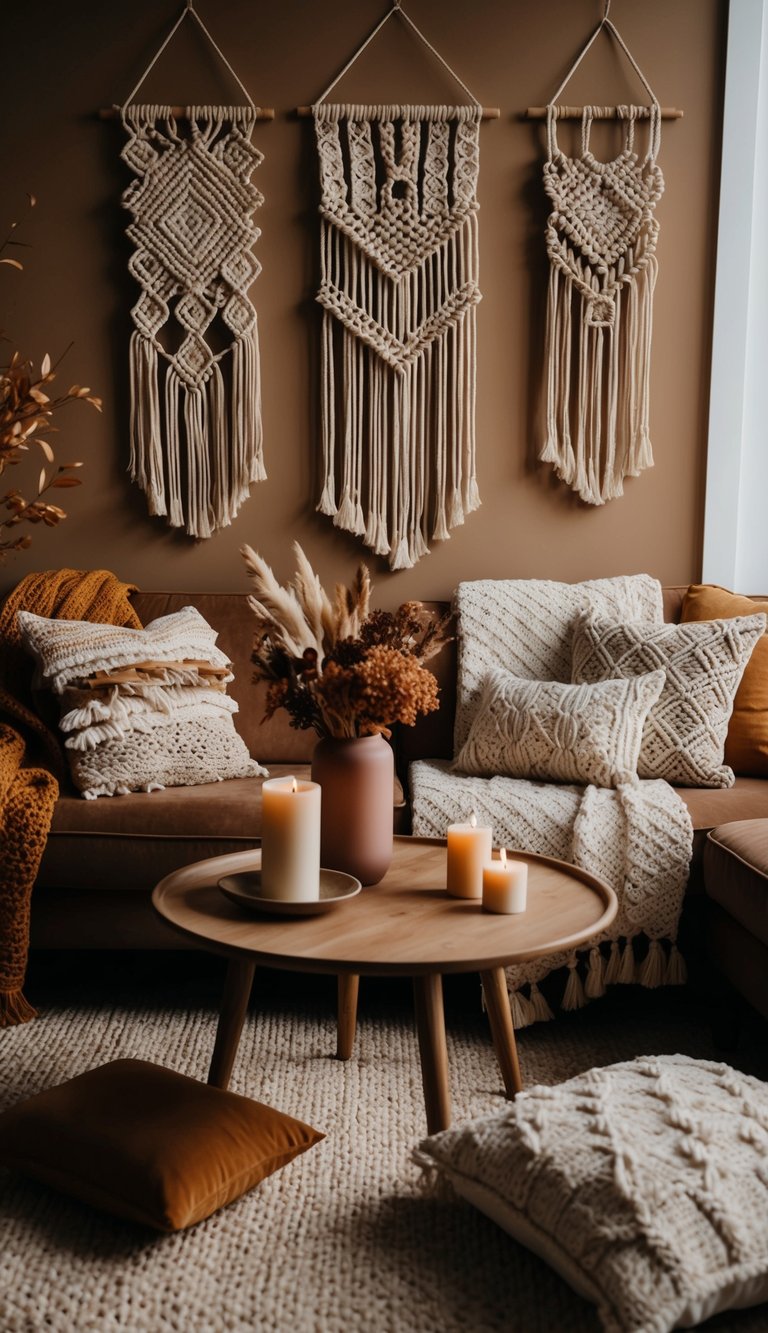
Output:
[{"xmin": 1, "ymin": 960, "xmax": 767, "ymax": 1333}]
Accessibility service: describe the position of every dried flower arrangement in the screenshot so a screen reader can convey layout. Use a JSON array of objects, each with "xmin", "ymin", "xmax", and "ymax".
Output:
[
  {"xmin": 1, "ymin": 199, "xmax": 101, "ymax": 558},
  {"xmin": 241, "ymin": 543, "xmax": 452, "ymax": 740}
]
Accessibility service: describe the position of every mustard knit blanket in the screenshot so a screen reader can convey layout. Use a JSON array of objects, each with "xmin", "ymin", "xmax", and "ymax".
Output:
[{"xmin": 0, "ymin": 568, "xmax": 140, "ymax": 1026}]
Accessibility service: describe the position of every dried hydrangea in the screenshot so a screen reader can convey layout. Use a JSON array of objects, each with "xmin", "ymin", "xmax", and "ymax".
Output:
[{"xmin": 244, "ymin": 543, "xmax": 451, "ymax": 740}]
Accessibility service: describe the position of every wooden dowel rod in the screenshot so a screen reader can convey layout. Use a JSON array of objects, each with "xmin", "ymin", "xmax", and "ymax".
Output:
[
  {"xmin": 98, "ymin": 106, "xmax": 275, "ymax": 121},
  {"xmin": 524, "ymin": 105, "xmax": 683, "ymax": 120},
  {"xmin": 294, "ymin": 105, "xmax": 500, "ymax": 120}
]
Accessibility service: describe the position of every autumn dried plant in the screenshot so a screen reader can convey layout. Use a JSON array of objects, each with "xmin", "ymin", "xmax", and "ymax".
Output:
[
  {"xmin": 241, "ymin": 542, "xmax": 452, "ymax": 739},
  {"xmin": 1, "ymin": 199, "xmax": 101, "ymax": 557}
]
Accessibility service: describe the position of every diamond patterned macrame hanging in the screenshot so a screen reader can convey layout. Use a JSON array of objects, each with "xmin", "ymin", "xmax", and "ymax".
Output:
[{"xmin": 120, "ymin": 104, "xmax": 265, "ymax": 538}]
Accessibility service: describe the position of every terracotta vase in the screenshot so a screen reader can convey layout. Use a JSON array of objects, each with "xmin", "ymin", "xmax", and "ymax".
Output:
[{"xmin": 311, "ymin": 733, "xmax": 394, "ymax": 885}]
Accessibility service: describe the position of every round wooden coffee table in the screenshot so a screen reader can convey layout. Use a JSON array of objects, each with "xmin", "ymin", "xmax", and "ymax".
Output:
[{"xmin": 152, "ymin": 836, "xmax": 617, "ymax": 1133}]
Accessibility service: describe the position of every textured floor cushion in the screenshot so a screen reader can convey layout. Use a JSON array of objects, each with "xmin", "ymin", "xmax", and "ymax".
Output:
[
  {"xmin": 415, "ymin": 1055, "xmax": 768, "ymax": 1333},
  {"xmin": 0, "ymin": 1059, "xmax": 324, "ymax": 1231}
]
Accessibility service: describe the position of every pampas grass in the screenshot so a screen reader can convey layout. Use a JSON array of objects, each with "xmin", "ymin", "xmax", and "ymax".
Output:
[{"xmin": 241, "ymin": 542, "xmax": 371, "ymax": 660}]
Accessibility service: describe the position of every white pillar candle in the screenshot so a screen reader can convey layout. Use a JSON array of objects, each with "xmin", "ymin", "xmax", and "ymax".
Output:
[
  {"xmin": 446, "ymin": 811, "xmax": 493, "ymax": 899},
  {"xmin": 483, "ymin": 848, "xmax": 528, "ymax": 914},
  {"xmin": 260, "ymin": 776, "xmax": 321, "ymax": 902}
]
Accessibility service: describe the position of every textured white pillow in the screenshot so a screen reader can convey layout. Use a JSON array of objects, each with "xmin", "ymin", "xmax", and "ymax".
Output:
[
  {"xmin": 571, "ymin": 611, "xmax": 767, "ymax": 788},
  {"xmin": 67, "ymin": 717, "xmax": 264, "ymax": 800},
  {"xmin": 454, "ymin": 574, "xmax": 664, "ymax": 752},
  {"xmin": 16, "ymin": 606, "xmax": 231, "ymax": 694},
  {"xmin": 415, "ymin": 1055, "xmax": 768, "ymax": 1333},
  {"xmin": 452, "ymin": 668, "xmax": 665, "ymax": 787},
  {"xmin": 17, "ymin": 608, "xmax": 265, "ymax": 799}
]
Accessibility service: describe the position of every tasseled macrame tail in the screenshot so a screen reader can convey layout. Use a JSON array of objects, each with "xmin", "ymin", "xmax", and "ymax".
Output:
[
  {"xmin": 539, "ymin": 105, "xmax": 664, "ymax": 505},
  {"xmin": 0, "ymin": 989, "xmax": 37, "ymax": 1028},
  {"xmin": 121, "ymin": 104, "xmax": 266, "ymax": 538},
  {"xmin": 314, "ymin": 104, "xmax": 482, "ymax": 569}
]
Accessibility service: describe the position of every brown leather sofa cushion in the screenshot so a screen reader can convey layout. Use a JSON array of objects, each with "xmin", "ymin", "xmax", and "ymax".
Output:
[
  {"xmin": 38, "ymin": 764, "xmax": 405, "ymax": 892},
  {"xmin": 704, "ymin": 820, "xmax": 768, "ymax": 948},
  {"xmin": 37, "ymin": 766, "xmax": 308, "ymax": 890}
]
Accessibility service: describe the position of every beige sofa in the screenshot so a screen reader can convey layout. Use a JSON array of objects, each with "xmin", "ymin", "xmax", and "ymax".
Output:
[{"xmin": 29, "ymin": 586, "xmax": 768, "ymax": 955}]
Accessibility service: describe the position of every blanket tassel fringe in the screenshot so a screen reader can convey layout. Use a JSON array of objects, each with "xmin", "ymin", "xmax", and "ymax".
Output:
[
  {"xmin": 507, "ymin": 937, "xmax": 687, "ymax": 1029},
  {"xmin": 0, "ymin": 988, "xmax": 37, "ymax": 1028}
]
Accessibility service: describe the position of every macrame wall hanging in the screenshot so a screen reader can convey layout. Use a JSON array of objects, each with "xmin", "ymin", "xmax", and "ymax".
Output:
[
  {"xmin": 116, "ymin": 2, "xmax": 268, "ymax": 538},
  {"xmin": 538, "ymin": 1, "xmax": 664, "ymax": 506},
  {"xmin": 310, "ymin": 1, "xmax": 485, "ymax": 571}
]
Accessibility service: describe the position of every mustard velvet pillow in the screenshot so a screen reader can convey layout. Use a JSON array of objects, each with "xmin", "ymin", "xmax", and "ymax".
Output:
[
  {"xmin": 682, "ymin": 584, "xmax": 768, "ymax": 777},
  {"xmin": 0, "ymin": 1059, "xmax": 324, "ymax": 1232}
]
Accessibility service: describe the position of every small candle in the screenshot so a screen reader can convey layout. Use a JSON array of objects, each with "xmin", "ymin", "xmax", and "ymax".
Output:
[
  {"xmin": 483, "ymin": 848, "xmax": 528, "ymax": 914},
  {"xmin": 260, "ymin": 775, "xmax": 321, "ymax": 902},
  {"xmin": 446, "ymin": 811, "xmax": 493, "ymax": 899}
]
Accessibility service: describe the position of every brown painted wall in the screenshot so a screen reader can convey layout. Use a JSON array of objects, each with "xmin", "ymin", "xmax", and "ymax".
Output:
[{"xmin": 1, "ymin": 0, "xmax": 726, "ymax": 608}]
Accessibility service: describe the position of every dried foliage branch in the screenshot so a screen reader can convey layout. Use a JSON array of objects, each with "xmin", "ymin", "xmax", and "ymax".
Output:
[
  {"xmin": 240, "ymin": 542, "xmax": 452, "ymax": 740},
  {"xmin": 1, "ymin": 198, "xmax": 100, "ymax": 557}
]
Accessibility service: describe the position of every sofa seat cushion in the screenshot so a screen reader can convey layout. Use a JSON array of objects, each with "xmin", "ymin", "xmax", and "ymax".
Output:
[
  {"xmin": 675, "ymin": 776, "xmax": 768, "ymax": 831},
  {"xmin": 36, "ymin": 766, "xmax": 310, "ymax": 892},
  {"xmin": 704, "ymin": 820, "xmax": 768, "ymax": 949}
]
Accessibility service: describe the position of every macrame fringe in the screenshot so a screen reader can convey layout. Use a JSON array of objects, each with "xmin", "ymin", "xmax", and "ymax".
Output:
[
  {"xmin": 130, "ymin": 330, "xmax": 263, "ymax": 539},
  {"xmin": 0, "ymin": 988, "xmax": 37, "ymax": 1028},
  {"xmin": 541, "ymin": 269, "xmax": 657, "ymax": 506}
]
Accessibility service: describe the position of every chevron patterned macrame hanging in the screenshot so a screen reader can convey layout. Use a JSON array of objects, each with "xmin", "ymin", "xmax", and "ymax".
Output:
[
  {"xmin": 539, "ymin": 9, "xmax": 664, "ymax": 506},
  {"xmin": 314, "ymin": 103, "xmax": 482, "ymax": 570},
  {"xmin": 120, "ymin": 104, "xmax": 265, "ymax": 538}
]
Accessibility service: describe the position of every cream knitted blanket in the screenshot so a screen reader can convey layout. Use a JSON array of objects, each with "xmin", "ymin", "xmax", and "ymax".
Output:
[
  {"xmin": 425, "ymin": 573, "xmax": 692, "ymax": 1025},
  {"xmin": 410, "ymin": 759, "xmax": 692, "ymax": 1027}
]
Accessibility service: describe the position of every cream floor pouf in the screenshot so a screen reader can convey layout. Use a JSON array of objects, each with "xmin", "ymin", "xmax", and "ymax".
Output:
[{"xmin": 415, "ymin": 1055, "xmax": 768, "ymax": 1333}]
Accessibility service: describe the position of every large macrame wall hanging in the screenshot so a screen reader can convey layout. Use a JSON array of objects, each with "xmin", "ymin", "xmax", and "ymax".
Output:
[
  {"xmin": 539, "ymin": 4, "xmax": 664, "ymax": 506},
  {"xmin": 118, "ymin": 3, "xmax": 266, "ymax": 538},
  {"xmin": 311, "ymin": 2, "xmax": 484, "ymax": 571}
]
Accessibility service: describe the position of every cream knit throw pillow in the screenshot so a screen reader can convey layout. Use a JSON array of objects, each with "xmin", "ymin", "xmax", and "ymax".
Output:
[
  {"xmin": 17, "ymin": 608, "xmax": 265, "ymax": 799},
  {"xmin": 453, "ymin": 574, "xmax": 664, "ymax": 753},
  {"xmin": 571, "ymin": 611, "xmax": 767, "ymax": 788},
  {"xmin": 453, "ymin": 669, "xmax": 665, "ymax": 787},
  {"xmin": 415, "ymin": 1055, "xmax": 768, "ymax": 1333}
]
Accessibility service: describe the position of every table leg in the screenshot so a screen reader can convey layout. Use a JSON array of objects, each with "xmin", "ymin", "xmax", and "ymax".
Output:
[
  {"xmin": 207, "ymin": 957, "xmax": 256, "ymax": 1089},
  {"xmin": 481, "ymin": 967, "xmax": 523, "ymax": 1098},
  {"xmin": 336, "ymin": 973, "xmax": 359, "ymax": 1060},
  {"xmin": 412, "ymin": 973, "xmax": 452, "ymax": 1134}
]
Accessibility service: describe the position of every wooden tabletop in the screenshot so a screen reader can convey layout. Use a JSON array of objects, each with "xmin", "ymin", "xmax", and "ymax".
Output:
[{"xmin": 152, "ymin": 836, "xmax": 617, "ymax": 977}]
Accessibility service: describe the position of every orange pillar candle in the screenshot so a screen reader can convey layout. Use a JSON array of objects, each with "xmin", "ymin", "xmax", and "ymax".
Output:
[
  {"xmin": 261, "ymin": 775, "xmax": 321, "ymax": 901},
  {"xmin": 483, "ymin": 848, "xmax": 528, "ymax": 914},
  {"xmin": 446, "ymin": 812, "xmax": 493, "ymax": 899}
]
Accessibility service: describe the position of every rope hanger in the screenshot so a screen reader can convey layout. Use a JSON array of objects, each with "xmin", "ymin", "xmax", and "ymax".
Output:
[
  {"xmin": 99, "ymin": 0, "xmax": 274, "ymax": 121},
  {"xmin": 295, "ymin": 0, "xmax": 499, "ymax": 119},
  {"xmin": 525, "ymin": 0, "xmax": 683, "ymax": 122}
]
